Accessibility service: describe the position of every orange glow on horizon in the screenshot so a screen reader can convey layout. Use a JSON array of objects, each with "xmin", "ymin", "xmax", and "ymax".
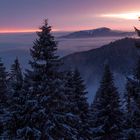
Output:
[
  {"xmin": 0, "ymin": 26, "xmax": 134, "ymax": 33},
  {"xmin": 0, "ymin": 28, "xmax": 59, "ymax": 33},
  {"xmin": 0, "ymin": 28, "xmax": 92, "ymax": 33},
  {"xmin": 0, "ymin": 29, "xmax": 39, "ymax": 33}
]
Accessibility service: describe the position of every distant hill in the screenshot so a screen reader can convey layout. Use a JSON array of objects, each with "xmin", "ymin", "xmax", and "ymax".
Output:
[
  {"xmin": 60, "ymin": 27, "xmax": 135, "ymax": 38},
  {"xmin": 62, "ymin": 38, "xmax": 140, "ymax": 102}
]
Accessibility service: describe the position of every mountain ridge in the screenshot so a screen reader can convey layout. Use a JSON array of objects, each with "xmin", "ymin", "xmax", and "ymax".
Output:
[{"xmin": 60, "ymin": 27, "xmax": 135, "ymax": 38}]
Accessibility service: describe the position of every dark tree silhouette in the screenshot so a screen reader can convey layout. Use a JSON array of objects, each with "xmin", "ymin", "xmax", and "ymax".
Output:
[{"xmin": 91, "ymin": 65, "xmax": 122, "ymax": 140}]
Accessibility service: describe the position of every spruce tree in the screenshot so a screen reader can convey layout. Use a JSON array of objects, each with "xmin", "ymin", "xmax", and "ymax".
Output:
[
  {"xmin": 64, "ymin": 69, "xmax": 91, "ymax": 139},
  {"xmin": 0, "ymin": 58, "xmax": 7, "ymax": 138},
  {"xmin": 134, "ymin": 57, "xmax": 140, "ymax": 81},
  {"xmin": 14, "ymin": 20, "xmax": 78, "ymax": 140},
  {"xmin": 64, "ymin": 71, "xmax": 77, "ymax": 115},
  {"xmin": 6, "ymin": 58, "xmax": 24, "ymax": 138},
  {"xmin": 133, "ymin": 57, "xmax": 140, "ymax": 109},
  {"xmin": 123, "ymin": 22, "xmax": 140, "ymax": 139},
  {"xmin": 123, "ymin": 58, "xmax": 140, "ymax": 139},
  {"xmin": 9, "ymin": 58, "xmax": 23, "ymax": 94},
  {"xmin": 133, "ymin": 57, "xmax": 140, "ymax": 136},
  {"xmin": 72, "ymin": 69, "xmax": 89, "ymax": 118},
  {"xmin": 64, "ymin": 70, "xmax": 82, "ymax": 139},
  {"xmin": 122, "ymin": 78, "xmax": 140, "ymax": 140},
  {"xmin": 0, "ymin": 58, "xmax": 7, "ymax": 106},
  {"xmin": 91, "ymin": 65, "xmax": 122, "ymax": 140}
]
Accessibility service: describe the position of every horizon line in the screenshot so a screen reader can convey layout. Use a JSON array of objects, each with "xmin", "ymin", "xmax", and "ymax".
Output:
[
  {"xmin": 0, "ymin": 29, "xmax": 38, "ymax": 34},
  {"xmin": 0, "ymin": 27, "xmax": 134, "ymax": 34}
]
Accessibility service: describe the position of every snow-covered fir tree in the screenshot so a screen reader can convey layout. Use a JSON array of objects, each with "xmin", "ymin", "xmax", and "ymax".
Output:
[
  {"xmin": 6, "ymin": 58, "xmax": 25, "ymax": 138},
  {"xmin": 9, "ymin": 58, "xmax": 23, "ymax": 92},
  {"xmin": 0, "ymin": 58, "xmax": 7, "ymax": 106},
  {"xmin": 0, "ymin": 58, "xmax": 8, "ymax": 138},
  {"xmin": 133, "ymin": 57, "xmax": 140, "ymax": 109},
  {"xmin": 63, "ymin": 70, "xmax": 80, "ymax": 135},
  {"xmin": 13, "ymin": 19, "xmax": 79, "ymax": 140},
  {"xmin": 91, "ymin": 64, "xmax": 123, "ymax": 140},
  {"xmin": 11, "ymin": 94, "xmax": 46, "ymax": 140},
  {"xmin": 134, "ymin": 58, "xmax": 140, "ymax": 81},
  {"xmin": 72, "ymin": 69, "xmax": 89, "ymax": 118},
  {"xmin": 122, "ymin": 58, "xmax": 140, "ymax": 139},
  {"xmin": 122, "ymin": 24, "xmax": 140, "ymax": 139},
  {"xmin": 133, "ymin": 57, "xmax": 140, "ymax": 134},
  {"xmin": 72, "ymin": 69, "xmax": 91, "ymax": 140},
  {"xmin": 122, "ymin": 78, "xmax": 140, "ymax": 140},
  {"xmin": 64, "ymin": 69, "xmax": 92, "ymax": 139}
]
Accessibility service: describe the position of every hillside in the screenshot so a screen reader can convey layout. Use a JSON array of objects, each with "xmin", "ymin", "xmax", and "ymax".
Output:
[{"xmin": 62, "ymin": 38, "xmax": 140, "ymax": 102}]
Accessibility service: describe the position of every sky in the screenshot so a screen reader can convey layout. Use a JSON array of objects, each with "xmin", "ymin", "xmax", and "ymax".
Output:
[{"xmin": 1, "ymin": 0, "xmax": 140, "ymax": 32}]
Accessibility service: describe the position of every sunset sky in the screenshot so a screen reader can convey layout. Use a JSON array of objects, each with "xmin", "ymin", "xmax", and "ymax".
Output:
[{"xmin": 1, "ymin": 0, "xmax": 140, "ymax": 32}]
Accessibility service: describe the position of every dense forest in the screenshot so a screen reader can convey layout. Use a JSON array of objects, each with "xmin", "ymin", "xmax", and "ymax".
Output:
[{"xmin": 0, "ymin": 20, "xmax": 140, "ymax": 140}]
